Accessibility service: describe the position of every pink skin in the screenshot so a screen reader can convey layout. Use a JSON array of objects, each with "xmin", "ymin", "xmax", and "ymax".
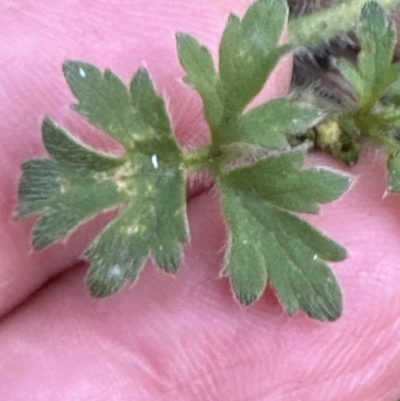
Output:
[{"xmin": 1, "ymin": 0, "xmax": 400, "ymax": 400}]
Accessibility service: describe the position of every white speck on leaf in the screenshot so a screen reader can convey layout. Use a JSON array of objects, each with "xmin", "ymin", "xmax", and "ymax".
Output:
[
  {"xmin": 242, "ymin": 240, "xmax": 248, "ymax": 245},
  {"xmin": 313, "ymin": 254, "xmax": 318, "ymax": 261},
  {"xmin": 151, "ymin": 154, "xmax": 158, "ymax": 169},
  {"xmin": 146, "ymin": 183, "xmax": 155, "ymax": 192},
  {"xmin": 127, "ymin": 225, "xmax": 140, "ymax": 235},
  {"xmin": 79, "ymin": 68, "xmax": 86, "ymax": 78},
  {"xmin": 116, "ymin": 178, "xmax": 128, "ymax": 191},
  {"xmin": 109, "ymin": 265, "xmax": 122, "ymax": 277}
]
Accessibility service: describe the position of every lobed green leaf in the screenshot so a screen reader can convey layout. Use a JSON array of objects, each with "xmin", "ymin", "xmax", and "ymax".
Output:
[
  {"xmin": 130, "ymin": 68, "xmax": 172, "ymax": 139},
  {"xmin": 338, "ymin": 60, "xmax": 364, "ymax": 101},
  {"xmin": 18, "ymin": 120, "xmax": 126, "ymax": 241},
  {"xmin": 218, "ymin": 150, "xmax": 348, "ymax": 320},
  {"xmin": 218, "ymin": 0, "xmax": 289, "ymax": 114},
  {"xmin": 63, "ymin": 61, "xmax": 149, "ymax": 149},
  {"xmin": 226, "ymin": 99, "xmax": 323, "ymax": 148},
  {"xmin": 42, "ymin": 117, "xmax": 124, "ymax": 171},
  {"xmin": 63, "ymin": 61, "xmax": 176, "ymax": 151},
  {"xmin": 340, "ymin": 1, "xmax": 400, "ymax": 112},
  {"xmin": 177, "ymin": 0, "xmax": 304, "ymax": 151},
  {"xmin": 220, "ymin": 184, "xmax": 345, "ymax": 321},
  {"xmin": 86, "ymin": 154, "xmax": 188, "ymax": 297},
  {"xmin": 224, "ymin": 151, "xmax": 350, "ymax": 214},
  {"xmin": 17, "ymin": 0, "xmax": 356, "ymax": 320},
  {"xmin": 19, "ymin": 159, "xmax": 123, "ymax": 249},
  {"xmin": 176, "ymin": 33, "xmax": 224, "ymax": 131},
  {"xmin": 18, "ymin": 159, "xmax": 63, "ymax": 218},
  {"xmin": 19, "ymin": 65, "xmax": 188, "ymax": 295}
]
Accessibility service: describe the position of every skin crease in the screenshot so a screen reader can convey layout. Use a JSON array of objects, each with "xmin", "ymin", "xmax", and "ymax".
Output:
[{"xmin": 1, "ymin": 0, "xmax": 400, "ymax": 400}]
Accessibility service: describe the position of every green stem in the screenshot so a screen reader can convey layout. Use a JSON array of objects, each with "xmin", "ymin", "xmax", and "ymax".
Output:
[
  {"xmin": 182, "ymin": 146, "xmax": 215, "ymax": 173},
  {"xmin": 288, "ymin": 0, "xmax": 400, "ymax": 48}
]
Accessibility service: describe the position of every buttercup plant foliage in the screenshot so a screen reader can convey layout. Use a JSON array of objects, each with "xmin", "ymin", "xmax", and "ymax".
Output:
[{"xmin": 17, "ymin": 0, "xmax": 400, "ymax": 321}]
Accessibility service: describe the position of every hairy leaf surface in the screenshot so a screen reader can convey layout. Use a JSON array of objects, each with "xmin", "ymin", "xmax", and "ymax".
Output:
[
  {"xmin": 340, "ymin": 2, "xmax": 400, "ymax": 112},
  {"xmin": 177, "ymin": 0, "xmax": 321, "ymax": 149},
  {"xmin": 19, "ymin": 66, "xmax": 188, "ymax": 296},
  {"xmin": 218, "ymin": 151, "xmax": 349, "ymax": 320},
  {"xmin": 17, "ymin": 0, "xmax": 354, "ymax": 321},
  {"xmin": 218, "ymin": 0, "xmax": 289, "ymax": 114}
]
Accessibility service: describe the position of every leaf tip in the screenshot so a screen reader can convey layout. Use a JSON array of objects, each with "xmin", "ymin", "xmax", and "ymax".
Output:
[
  {"xmin": 86, "ymin": 264, "xmax": 127, "ymax": 298},
  {"xmin": 237, "ymin": 292, "xmax": 259, "ymax": 306},
  {"xmin": 132, "ymin": 66, "xmax": 151, "ymax": 85},
  {"xmin": 314, "ymin": 298, "xmax": 343, "ymax": 322},
  {"xmin": 41, "ymin": 116, "xmax": 56, "ymax": 142},
  {"xmin": 329, "ymin": 243, "xmax": 348, "ymax": 262},
  {"xmin": 175, "ymin": 31, "xmax": 186, "ymax": 43},
  {"xmin": 62, "ymin": 60, "xmax": 94, "ymax": 86},
  {"xmin": 62, "ymin": 60, "xmax": 78, "ymax": 78},
  {"xmin": 231, "ymin": 275, "xmax": 265, "ymax": 307},
  {"xmin": 32, "ymin": 230, "xmax": 53, "ymax": 251}
]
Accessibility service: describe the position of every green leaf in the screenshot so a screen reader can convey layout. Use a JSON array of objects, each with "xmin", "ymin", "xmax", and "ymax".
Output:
[
  {"xmin": 223, "ymin": 151, "xmax": 350, "ymax": 213},
  {"xmin": 383, "ymin": 76, "xmax": 400, "ymax": 106},
  {"xmin": 388, "ymin": 153, "xmax": 400, "ymax": 192},
  {"xmin": 18, "ymin": 0, "xmax": 356, "ymax": 320},
  {"xmin": 63, "ymin": 61, "xmax": 148, "ymax": 149},
  {"xmin": 86, "ymin": 153, "xmax": 188, "ymax": 297},
  {"xmin": 130, "ymin": 68, "xmax": 172, "ymax": 138},
  {"xmin": 176, "ymin": 33, "xmax": 224, "ymax": 131},
  {"xmin": 18, "ymin": 119, "xmax": 125, "ymax": 249},
  {"xmin": 340, "ymin": 1, "xmax": 400, "ymax": 112},
  {"xmin": 218, "ymin": 150, "xmax": 349, "ymax": 320},
  {"xmin": 338, "ymin": 60, "xmax": 364, "ymax": 101},
  {"xmin": 42, "ymin": 117, "xmax": 124, "ymax": 171},
  {"xmin": 225, "ymin": 99, "xmax": 323, "ymax": 148},
  {"xmin": 19, "ymin": 65, "xmax": 188, "ymax": 295},
  {"xmin": 218, "ymin": 0, "xmax": 289, "ymax": 114},
  {"xmin": 177, "ymin": 0, "xmax": 291, "ymax": 134},
  {"xmin": 18, "ymin": 157, "xmax": 123, "ymax": 250},
  {"xmin": 177, "ymin": 0, "xmax": 303, "ymax": 151}
]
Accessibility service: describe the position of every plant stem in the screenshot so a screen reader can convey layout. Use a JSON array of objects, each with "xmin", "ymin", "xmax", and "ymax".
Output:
[
  {"xmin": 182, "ymin": 146, "xmax": 215, "ymax": 173},
  {"xmin": 288, "ymin": 0, "xmax": 400, "ymax": 48}
]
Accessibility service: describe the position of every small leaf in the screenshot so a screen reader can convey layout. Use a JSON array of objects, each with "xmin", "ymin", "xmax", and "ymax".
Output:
[
  {"xmin": 338, "ymin": 59, "xmax": 364, "ymax": 100},
  {"xmin": 218, "ymin": 0, "xmax": 289, "ymax": 113},
  {"xmin": 340, "ymin": 1, "xmax": 400, "ymax": 112},
  {"xmin": 218, "ymin": 150, "xmax": 349, "ymax": 320},
  {"xmin": 18, "ymin": 159, "xmax": 63, "ymax": 218},
  {"xmin": 225, "ymin": 99, "xmax": 323, "ymax": 148},
  {"xmin": 86, "ymin": 155, "xmax": 188, "ymax": 296},
  {"xmin": 130, "ymin": 68, "xmax": 171, "ymax": 137},
  {"xmin": 224, "ymin": 151, "xmax": 350, "ymax": 214},
  {"xmin": 177, "ymin": 0, "xmax": 294, "ymax": 150},
  {"xmin": 222, "ymin": 198, "xmax": 268, "ymax": 305},
  {"xmin": 388, "ymin": 153, "xmax": 400, "ymax": 192},
  {"xmin": 19, "ymin": 65, "xmax": 188, "ymax": 295},
  {"xmin": 18, "ymin": 121, "xmax": 125, "ymax": 241},
  {"xmin": 42, "ymin": 117, "xmax": 124, "ymax": 171},
  {"xmin": 18, "ymin": 159, "xmax": 123, "ymax": 249},
  {"xmin": 176, "ymin": 33, "xmax": 224, "ymax": 131},
  {"xmin": 63, "ymin": 61, "xmax": 147, "ymax": 149},
  {"xmin": 383, "ymin": 77, "xmax": 400, "ymax": 106}
]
